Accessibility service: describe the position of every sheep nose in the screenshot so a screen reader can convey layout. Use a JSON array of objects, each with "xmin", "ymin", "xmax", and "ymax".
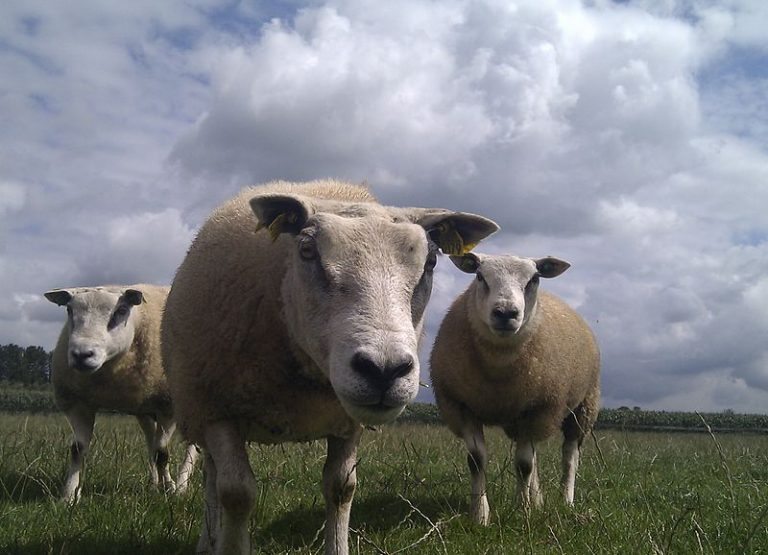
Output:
[
  {"xmin": 492, "ymin": 307, "xmax": 519, "ymax": 323},
  {"xmin": 70, "ymin": 349, "xmax": 96, "ymax": 370},
  {"xmin": 351, "ymin": 352, "xmax": 415, "ymax": 388}
]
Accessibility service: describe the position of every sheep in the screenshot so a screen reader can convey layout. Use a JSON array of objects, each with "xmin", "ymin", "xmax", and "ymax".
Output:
[
  {"xmin": 161, "ymin": 179, "xmax": 499, "ymax": 555},
  {"xmin": 430, "ymin": 253, "xmax": 600, "ymax": 522},
  {"xmin": 45, "ymin": 284, "xmax": 199, "ymax": 503}
]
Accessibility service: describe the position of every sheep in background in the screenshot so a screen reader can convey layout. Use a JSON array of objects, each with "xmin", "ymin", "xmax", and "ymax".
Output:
[
  {"xmin": 430, "ymin": 253, "xmax": 600, "ymax": 523},
  {"xmin": 45, "ymin": 284, "xmax": 198, "ymax": 503},
  {"xmin": 161, "ymin": 179, "xmax": 499, "ymax": 555}
]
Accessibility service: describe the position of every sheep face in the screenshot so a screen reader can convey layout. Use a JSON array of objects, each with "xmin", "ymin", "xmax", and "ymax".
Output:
[
  {"xmin": 45, "ymin": 287, "xmax": 144, "ymax": 373},
  {"xmin": 451, "ymin": 254, "xmax": 570, "ymax": 337},
  {"xmin": 250, "ymin": 194, "xmax": 499, "ymax": 425}
]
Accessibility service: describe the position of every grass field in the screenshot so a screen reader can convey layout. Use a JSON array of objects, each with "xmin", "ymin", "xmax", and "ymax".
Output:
[{"xmin": 1, "ymin": 413, "xmax": 767, "ymax": 554}]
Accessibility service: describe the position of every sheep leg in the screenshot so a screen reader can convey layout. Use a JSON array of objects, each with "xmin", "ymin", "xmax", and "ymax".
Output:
[
  {"xmin": 561, "ymin": 438, "xmax": 579, "ymax": 505},
  {"xmin": 461, "ymin": 420, "xmax": 490, "ymax": 525},
  {"xmin": 136, "ymin": 415, "xmax": 160, "ymax": 486},
  {"xmin": 323, "ymin": 428, "xmax": 363, "ymax": 555},
  {"xmin": 204, "ymin": 421, "xmax": 256, "ymax": 555},
  {"xmin": 61, "ymin": 404, "xmax": 95, "ymax": 504},
  {"xmin": 176, "ymin": 443, "xmax": 201, "ymax": 494},
  {"xmin": 514, "ymin": 440, "xmax": 542, "ymax": 509},
  {"xmin": 153, "ymin": 413, "xmax": 178, "ymax": 492},
  {"xmin": 197, "ymin": 451, "xmax": 220, "ymax": 554}
]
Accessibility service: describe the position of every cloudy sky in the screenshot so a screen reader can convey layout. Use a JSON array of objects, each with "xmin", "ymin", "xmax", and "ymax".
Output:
[{"xmin": 2, "ymin": 0, "xmax": 767, "ymax": 412}]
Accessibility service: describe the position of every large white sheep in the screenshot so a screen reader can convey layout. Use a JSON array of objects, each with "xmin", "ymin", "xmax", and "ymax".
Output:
[
  {"xmin": 45, "ymin": 284, "xmax": 198, "ymax": 503},
  {"xmin": 161, "ymin": 179, "xmax": 499, "ymax": 555},
  {"xmin": 430, "ymin": 253, "xmax": 600, "ymax": 522}
]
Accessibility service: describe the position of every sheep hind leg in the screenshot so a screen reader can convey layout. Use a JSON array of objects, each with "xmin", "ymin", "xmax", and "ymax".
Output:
[
  {"xmin": 323, "ymin": 427, "xmax": 363, "ymax": 555},
  {"xmin": 137, "ymin": 415, "xmax": 160, "ymax": 486},
  {"xmin": 561, "ymin": 438, "xmax": 580, "ymax": 505},
  {"xmin": 154, "ymin": 413, "xmax": 178, "ymax": 492},
  {"xmin": 514, "ymin": 440, "xmax": 542, "ymax": 509},
  {"xmin": 61, "ymin": 404, "xmax": 95, "ymax": 504},
  {"xmin": 561, "ymin": 406, "xmax": 587, "ymax": 505},
  {"xmin": 204, "ymin": 421, "xmax": 255, "ymax": 555},
  {"xmin": 197, "ymin": 452, "xmax": 220, "ymax": 554},
  {"xmin": 176, "ymin": 443, "xmax": 201, "ymax": 494},
  {"xmin": 461, "ymin": 420, "xmax": 490, "ymax": 525}
]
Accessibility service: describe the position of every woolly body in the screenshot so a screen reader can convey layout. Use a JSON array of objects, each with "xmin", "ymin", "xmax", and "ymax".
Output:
[
  {"xmin": 431, "ymin": 253, "xmax": 600, "ymax": 518},
  {"xmin": 162, "ymin": 179, "xmax": 499, "ymax": 554},
  {"xmin": 47, "ymin": 284, "xmax": 198, "ymax": 502},
  {"xmin": 432, "ymin": 290, "xmax": 600, "ymax": 442}
]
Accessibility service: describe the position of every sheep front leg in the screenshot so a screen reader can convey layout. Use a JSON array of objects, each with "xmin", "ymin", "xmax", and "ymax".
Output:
[
  {"xmin": 323, "ymin": 428, "xmax": 363, "ymax": 555},
  {"xmin": 204, "ymin": 421, "xmax": 256, "ymax": 555},
  {"xmin": 461, "ymin": 420, "xmax": 490, "ymax": 525},
  {"xmin": 136, "ymin": 415, "xmax": 160, "ymax": 486},
  {"xmin": 61, "ymin": 404, "xmax": 95, "ymax": 504},
  {"xmin": 176, "ymin": 443, "xmax": 201, "ymax": 494},
  {"xmin": 514, "ymin": 440, "xmax": 543, "ymax": 509}
]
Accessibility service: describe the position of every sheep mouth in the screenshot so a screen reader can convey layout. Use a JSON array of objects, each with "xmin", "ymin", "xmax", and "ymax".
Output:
[
  {"xmin": 339, "ymin": 397, "xmax": 406, "ymax": 425},
  {"xmin": 490, "ymin": 324, "xmax": 520, "ymax": 337},
  {"xmin": 71, "ymin": 361, "xmax": 101, "ymax": 373}
]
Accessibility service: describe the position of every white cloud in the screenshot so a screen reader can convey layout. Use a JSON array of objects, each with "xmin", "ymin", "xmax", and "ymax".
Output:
[{"xmin": 2, "ymin": 0, "xmax": 768, "ymax": 414}]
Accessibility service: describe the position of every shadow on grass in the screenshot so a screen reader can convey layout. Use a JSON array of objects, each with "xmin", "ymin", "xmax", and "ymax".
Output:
[
  {"xmin": 1, "ymin": 537, "xmax": 194, "ymax": 555},
  {"xmin": 258, "ymin": 491, "xmax": 465, "ymax": 550},
  {"xmin": 0, "ymin": 470, "xmax": 58, "ymax": 503}
]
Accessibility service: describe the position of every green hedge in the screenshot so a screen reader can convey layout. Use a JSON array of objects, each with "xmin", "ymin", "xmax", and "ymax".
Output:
[
  {"xmin": 397, "ymin": 403, "xmax": 768, "ymax": 433},
  {"xmin": 2, "ymin": 385, "xmax": 766, "ymax": 434},
  {"xmin": 0, "ymin": 383, "xmax": 57, "ymax": 413}
]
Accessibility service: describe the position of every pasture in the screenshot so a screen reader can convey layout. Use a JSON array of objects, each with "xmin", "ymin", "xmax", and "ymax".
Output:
[{"xmin": 1, "ymin": 412, "xmax": 767, "ymax": 554}]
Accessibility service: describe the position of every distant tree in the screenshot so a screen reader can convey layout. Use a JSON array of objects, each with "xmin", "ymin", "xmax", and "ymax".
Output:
[
  {"xmin": 633, "ymin": 406, "xmax": 642, "ymax": 412},
  {"xmin": 0, "ymin": 344, "xmax": 24, "ymax": 382},
  {"xmin": 0, "ymin": 344, "xmax": 53, "ymax": 384},
  {"xmin": 23, "ymin": 346, "xmax": 51, "ymax": 384}
]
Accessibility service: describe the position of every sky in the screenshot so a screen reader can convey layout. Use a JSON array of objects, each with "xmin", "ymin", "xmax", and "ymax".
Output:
[{"xmin": 1, "ymin": 0, "xmax": 767, "ymax": 412}]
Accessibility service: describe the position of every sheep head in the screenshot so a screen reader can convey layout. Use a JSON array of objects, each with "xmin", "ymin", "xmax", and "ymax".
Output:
[
  {"xmin": 250, "ymin": 193, "xmax": 498, "ymax": 425},
  {"xmin": 450, "ymin": 253, "xmax": 570, "ymax": 337},
  {"xmin": 45, "ymin": 287, "xmax": 144, "ymax": 373}
]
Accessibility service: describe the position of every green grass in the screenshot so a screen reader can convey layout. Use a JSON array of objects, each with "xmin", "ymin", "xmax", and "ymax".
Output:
[{"xmin": 1, "ymin": 413, "xmax": 767, "ymax": 554}]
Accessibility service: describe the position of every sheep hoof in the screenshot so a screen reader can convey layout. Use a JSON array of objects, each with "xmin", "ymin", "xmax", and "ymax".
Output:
[{"xmin": 470, "ymin": 495, "xmax": 490, "ymax": 525}]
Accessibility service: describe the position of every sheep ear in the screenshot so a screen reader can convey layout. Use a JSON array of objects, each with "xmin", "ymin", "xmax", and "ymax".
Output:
[
  {"xmin": 535, "ymin": 257, "xmax": 570, "ymax": 278},
  {"xmin": 123, "ymin": 289, "xmax": 144, "ymax": 306},
  {"xmin": 449, "ymin": 253, "xmax": 481, "ymax": 274},
  {"xmin": 403, "ymin": 209, "xmax": 500, "ymax": 255},
  {"xmin": 250, "ymin": 194, "xmax": 314, "ymax": 241},
  {"xmin": 44, "ymin": 290, "xmax": 73, "ymax": 306}
]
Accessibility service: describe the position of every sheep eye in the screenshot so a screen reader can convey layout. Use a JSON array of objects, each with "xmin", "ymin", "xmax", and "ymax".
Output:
[
  {"xmin": 115, "ymin": 306, "xmax": 129, "ymax": 317},
  {"xmin": 526, "ymin": 274, "xmax": 540, "ymax": 290},
  {"xmin": 298, "ymin": 241, "xmax": 318, "ymax": 261}
]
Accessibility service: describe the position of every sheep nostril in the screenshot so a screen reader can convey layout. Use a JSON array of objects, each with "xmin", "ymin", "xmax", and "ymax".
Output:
[
  {"xmin": 492, "ymin": 308, "xmax": 519, "ymax": 321},
  {"xmin": 385, "ymin": 355, "xmax": 415, "ymax": 381},
  {"xmin": 351, "ymin": 352, "xmax": 382, "ymax": 382},
  {"xmin": 351, "ymin": 352, "xmax": 415, "ymax": 386},
  {"xmin": 71, "ymin": 349, "xmax": 95, "ymax": 362}
]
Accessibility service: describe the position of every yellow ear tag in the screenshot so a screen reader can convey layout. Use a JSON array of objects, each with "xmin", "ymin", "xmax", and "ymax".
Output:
[
  {"xmin": 267, "ymin": 213, "xmax": 287, "ymax": 242},
  {"xmin": 434, "ymin": 221, "xmax": 465, "ymax": 256}
]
